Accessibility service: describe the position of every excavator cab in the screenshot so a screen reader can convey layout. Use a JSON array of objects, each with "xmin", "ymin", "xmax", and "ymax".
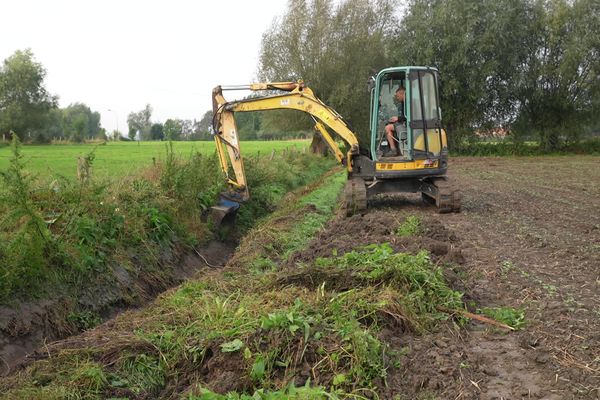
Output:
[{"xmin": 369, "ymin": 67, "xmax": 447, "ymax": 163}]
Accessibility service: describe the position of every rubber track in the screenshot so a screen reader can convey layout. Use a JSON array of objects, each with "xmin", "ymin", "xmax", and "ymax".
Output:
[
  {"xmin": 427, "ymin": 177, "xmax": 461, "ymax": 213},
  {"xmin": 344, "ymin": 177, "xmax": 367, "ymax": 216}
]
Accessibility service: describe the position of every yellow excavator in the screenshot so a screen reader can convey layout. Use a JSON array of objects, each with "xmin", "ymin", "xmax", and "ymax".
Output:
[{"xmin": 210, "ymin": 66, "xmax": 461, "ymax": 223}]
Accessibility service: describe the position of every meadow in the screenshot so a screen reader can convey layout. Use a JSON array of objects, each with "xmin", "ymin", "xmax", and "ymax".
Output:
[{"xmin": 0, "ymin": 140, "xmax": 310, "ymax": 179}]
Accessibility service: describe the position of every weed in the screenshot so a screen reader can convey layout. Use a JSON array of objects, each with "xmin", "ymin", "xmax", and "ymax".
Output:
[
  {"xmin": 563, "ymin": 296, "xmax": 583, "ymax": 312},
  {"xmin": 0, "ymin": 140, "xmax": 332, "ymax": 306},
  {"xmin": 313, "ymin": 244, "xmax": 464, "ymax": 331},
  {"xmin": 541, "ymin": 282, "xmax": 557, "ymax": 295},
  {"xmin": 68, "ymin": 311, "xmax": 102, "ymax": 331},
  {"xmin": 249, "ymin": 257, "xmax": 277, "ymax": 274},
  {"xmin": 479, "ymin": 306, "xmax": 526, "ymax": 330},
  {"xmin": 71, "ymin": 361, "xmax": 108, "ymax": 393},
  {"xmin": 500, "ymin": 260, "xmax": 514, "ymax": 275},
  {"xmin": 76, "ymin": 148, "xmax": 96, "ymax": 184},
  {"xmin": 396, "ymin": 215, "xmax": 422, "ymax": 237},
  {"xmin": 220, "ymin": 339, "xmax": 245, "ymax": 353},
  {"xmin": 187, "ymin": 383, "xmax": 338, "ymax": 399},
  {"xmin": 0, "ymin": 136, "xmax": 56, "ymax": 301}
]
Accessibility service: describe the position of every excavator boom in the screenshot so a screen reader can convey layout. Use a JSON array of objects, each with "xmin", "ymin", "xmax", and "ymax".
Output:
[{"xmin": 211, "ymin": 81, "xmax": 360, "ymax": 203}]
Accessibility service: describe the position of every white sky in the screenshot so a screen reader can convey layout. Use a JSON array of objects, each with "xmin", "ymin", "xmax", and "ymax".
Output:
[{"xmin": 0, "ymin": 0, "xmax": 289, "ymax": 133}]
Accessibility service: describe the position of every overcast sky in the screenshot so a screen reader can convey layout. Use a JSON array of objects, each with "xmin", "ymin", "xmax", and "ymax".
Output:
[{"xmin": 0, "ymin": 0, "xmax": 289, "ymax": 133}]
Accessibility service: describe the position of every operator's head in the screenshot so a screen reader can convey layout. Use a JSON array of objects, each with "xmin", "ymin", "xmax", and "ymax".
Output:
[{"xmin": 395, "ymin": 86, "xmax": 406, "ymax": 102}]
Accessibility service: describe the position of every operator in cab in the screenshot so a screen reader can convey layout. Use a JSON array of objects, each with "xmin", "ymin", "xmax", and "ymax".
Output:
[{"xmin": 383, "ymin": 86, "xmax": 406, "ymax": 157}]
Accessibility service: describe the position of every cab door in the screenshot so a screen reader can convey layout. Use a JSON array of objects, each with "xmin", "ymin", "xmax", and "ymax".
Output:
[{"xmin": 407, "ymin": 69, "xmax": 446, "ymax": 158}]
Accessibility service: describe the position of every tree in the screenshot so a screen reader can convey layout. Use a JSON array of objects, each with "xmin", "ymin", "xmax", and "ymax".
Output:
[
  {"xmin": 127, "ymin": 104, "xmax": 153, "ymax": 140},
  {"xmin": 163, "ymin": 119, "xmax": 182, "ymax": 141},
  {"xmin": 62, "ymin": 103, "xmax": 102, "ymax": 142},
  {"xmin": 180, "ymin": 119, "xmax": 194, "ymax": 140},
  {"xmin": 258, "ymin": 0, "xmax": 397, "ymax": 145},
  {"xmin": 43, "ymin": 108, "xmax": 64, "ymax": 142},
  {"xmin": 393, "ymin": 0, "xmax": 536, "ymax": 148},
  {"xmin": 71, "ymin": 114, "xmax": 88, "ymax": 143},
  {"xmin": 513, "ymin": 0, "xmax": 600, "ymax": 150},
  {"xmin": 150, "ymin": 123, "xmax": 164, "ymax": 140},
  {"xmin": 0, "ymin": 49, "xmax": 57, "ymax": 140},
  {"xmin": 395, "ymin": 0, "xmax": 600, "ymax": 150},
  {"xmin": 193, "ymin": 110, "xmax": 213, "ymax": 140}
]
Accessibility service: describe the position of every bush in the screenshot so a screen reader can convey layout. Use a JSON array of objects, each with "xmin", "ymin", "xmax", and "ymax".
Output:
[{"xmin": 451, "ymin": 137, "xmax": 600, "ymax": 156}]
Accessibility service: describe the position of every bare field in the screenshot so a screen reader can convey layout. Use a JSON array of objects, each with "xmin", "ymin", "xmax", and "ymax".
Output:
[{"xmin": 348, "ymin": 155, "xmax": 600, "ymax": 398}]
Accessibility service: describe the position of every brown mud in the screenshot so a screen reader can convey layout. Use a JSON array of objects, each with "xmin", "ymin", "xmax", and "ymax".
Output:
[
  {"xmin": 0, "ymin": 240, "xmax": 235, "ymax": 377},
  {"xmin": 367, "ymin": 156, "xmax": 599, "ymax": 399},
  {"xmin": 281, "ymin": 155, "xmax": 600, "ymax": 399}
]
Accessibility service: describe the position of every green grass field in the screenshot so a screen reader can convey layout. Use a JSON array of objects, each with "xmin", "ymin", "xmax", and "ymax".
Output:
[{"xmin": 0, "ymin": 140, "xmax": 310, "ymax": 180}]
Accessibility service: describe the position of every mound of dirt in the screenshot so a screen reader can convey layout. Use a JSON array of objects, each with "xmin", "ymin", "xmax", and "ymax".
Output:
[{"xmin": 287, "ymin": 210, "xmax": 465, "ymax": 267}]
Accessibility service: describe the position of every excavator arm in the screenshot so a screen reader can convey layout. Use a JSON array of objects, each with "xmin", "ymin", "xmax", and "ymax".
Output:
[{"xmin": 211, "ymin": 81, "xmax": 360, "ymax": 206}]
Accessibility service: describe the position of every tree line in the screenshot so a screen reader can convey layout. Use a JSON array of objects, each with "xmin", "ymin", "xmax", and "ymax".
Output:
[
  {"xmin": 125, "ymin": 105, "xmax": 213, "ymax": 141},
  {"xmin": 252, "ymin": 0, "xmax": 600, "ymax": 151},
  {"xmin": 0, "ymin": 50, "xmax": 106, "ymax": 142},
  {"xmin": 2, "ymin": 1, "xmax": 598, "ymax": 150},
  {"xmin": 0, "ymin": 49, "xmax": 214, "ymax": 143}
]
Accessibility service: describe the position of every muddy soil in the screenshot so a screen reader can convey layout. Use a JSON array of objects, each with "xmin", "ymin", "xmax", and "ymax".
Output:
[
  {"xmin": 3, "ymin": 156, "xmax": 598, "ymax": 399},
  {"xmin": 302, "ymin": 155, "xmax": 599, "ymax": 399},
  {"xmin": 0, "ymin": 240, "xmax": 235, "ymax": 377}
]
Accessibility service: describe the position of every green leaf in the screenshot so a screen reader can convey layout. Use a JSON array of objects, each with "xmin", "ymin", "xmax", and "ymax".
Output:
[
  {"xmin": 250, "ymin": 357, "xmax": 266, "ymax": 381},
  {"xmin": 243, "ymin": 347, "xmax": 252, "ymax": 359},
  {"xmin": 220, "ymin": 339, "xmax": 244, "ymax": 353},
  {"xmin": 333, "ymin": 373, "xmax": 347, "ymax": 386}
]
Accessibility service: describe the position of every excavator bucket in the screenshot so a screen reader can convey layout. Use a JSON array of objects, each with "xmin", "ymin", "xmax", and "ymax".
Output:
[{"xmin": 204, "ymin": 194, "xmax": 241, "ymax": 227}]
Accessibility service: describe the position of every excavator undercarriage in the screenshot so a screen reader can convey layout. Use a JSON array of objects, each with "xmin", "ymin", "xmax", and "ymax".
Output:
[{"xmin": 343, "ymin": 175, "xmax": 461, "ymax": 216}]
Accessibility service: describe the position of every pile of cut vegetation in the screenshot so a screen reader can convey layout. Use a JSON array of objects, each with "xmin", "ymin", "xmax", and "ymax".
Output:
[{"xmin": 1, "ymin": 174, "xmax": 466, "ymax": 399}]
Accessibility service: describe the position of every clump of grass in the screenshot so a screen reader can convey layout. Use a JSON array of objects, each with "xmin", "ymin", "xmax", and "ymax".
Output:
[
  {"xmin": 479, "ymin": 306, "xmax": 526, "ymax": 330},
  {"xmin": 67, "ymin": 311, "xmax": 102, "ymax": 331},
  {"xmin": 395, "ymin": 215, "xmax": 422, "ymax": 237},
  {"xmin": 306, "ymin": 243, "xmax": 464, "ymax": 331},
  {"xmin": 230, "ymin": 169, "xmax": 344, "ymax": 271},
  {"xmin": 188, "ymin": 383, "xmax": 337, "ymax": 399}
]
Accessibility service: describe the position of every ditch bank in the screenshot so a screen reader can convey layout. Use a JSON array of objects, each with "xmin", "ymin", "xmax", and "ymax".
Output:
[
  {"xmin": 0, "ymin": 146, "xmax": 336, "ymax": 377},
  {"xmin": 2, "ymin": 168, "xmax": 544, "ymax": 399},
  {"xmin": 0, "ymin": 240, "xmax": 236, "ymax": 376}
]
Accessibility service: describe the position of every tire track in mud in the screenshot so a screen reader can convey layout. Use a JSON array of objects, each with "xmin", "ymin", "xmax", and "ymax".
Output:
[{"xmin": 448, "ymin": 157, "xmax": 600, "ymax": 399}]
